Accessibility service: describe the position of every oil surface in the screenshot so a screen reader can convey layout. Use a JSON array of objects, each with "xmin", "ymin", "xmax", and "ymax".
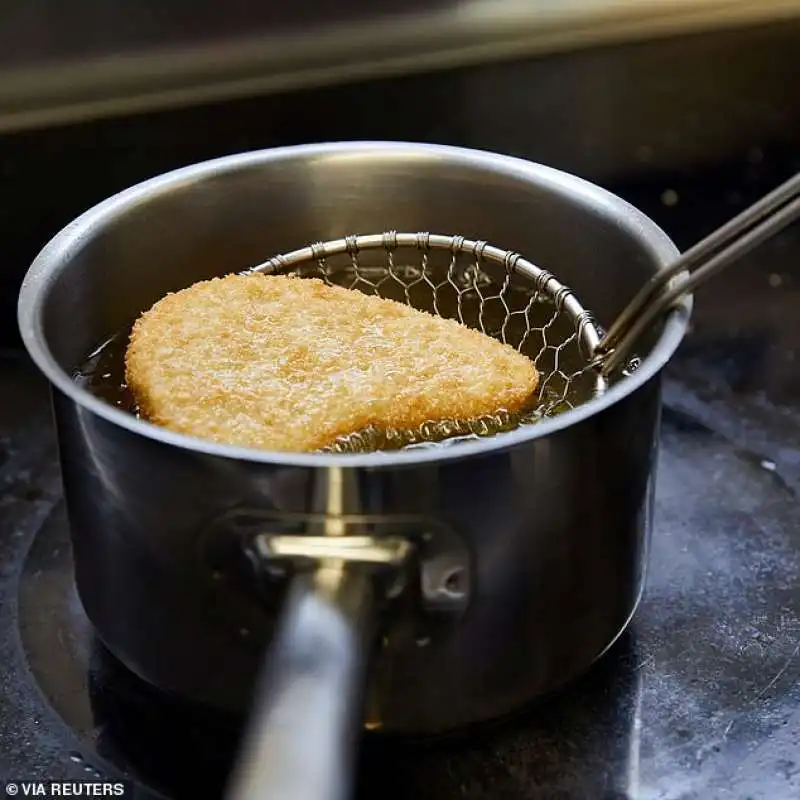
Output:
[
  {"xmin": 72, "ymin": 273, "xmax": 614, "ymax": 454},
  {"xmin": 73, "ymin": 330, "xmax": 138, "ymax": 415}
]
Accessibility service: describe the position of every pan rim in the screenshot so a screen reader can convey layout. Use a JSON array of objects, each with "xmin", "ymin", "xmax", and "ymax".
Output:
[{"xmin": 17, "ymin": 140, "xmax": 692, "ymax": 468}]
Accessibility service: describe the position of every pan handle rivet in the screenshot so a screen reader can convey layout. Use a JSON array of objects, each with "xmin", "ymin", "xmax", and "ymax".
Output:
[{"xmin": 443, "ymin": 569, "xmax": 465, "ymax": 595}]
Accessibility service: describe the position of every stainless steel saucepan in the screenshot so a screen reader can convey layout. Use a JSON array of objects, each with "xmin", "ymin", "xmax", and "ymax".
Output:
[{"xmin": 17, "ymin": 142, "xmax": 691, "ymax": 800}]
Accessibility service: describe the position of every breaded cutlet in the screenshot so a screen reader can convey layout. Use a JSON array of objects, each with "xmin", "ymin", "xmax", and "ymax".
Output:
[{"xmin": 125, "ymin": 273, "xmax": 540, "ymax": 453}]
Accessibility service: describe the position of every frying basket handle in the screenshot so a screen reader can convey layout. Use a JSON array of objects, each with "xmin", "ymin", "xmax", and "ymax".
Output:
[{"xmin": 224, "ymin": 530, "xmax": 413, "ymax": 800}]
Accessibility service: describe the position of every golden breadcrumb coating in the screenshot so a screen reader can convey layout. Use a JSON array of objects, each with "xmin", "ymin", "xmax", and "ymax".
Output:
[{"xmin": 125, "ymin": 273, "xmax": 540, "ymax": 452}]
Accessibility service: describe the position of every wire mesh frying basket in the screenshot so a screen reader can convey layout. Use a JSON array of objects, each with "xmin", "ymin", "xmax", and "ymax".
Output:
[{"xmin": 250, "ymin": 232, "xmax": 609, "ymax": 453}]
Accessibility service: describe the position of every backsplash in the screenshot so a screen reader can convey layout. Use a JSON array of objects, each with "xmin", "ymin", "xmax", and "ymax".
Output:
[{"xmin": 1, "ymin": 18, "xmax": 798, "ymax": 348}]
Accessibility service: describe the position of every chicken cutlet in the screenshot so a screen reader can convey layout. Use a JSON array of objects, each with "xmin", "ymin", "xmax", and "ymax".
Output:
[{"xmin": 125, "ymin": 273, "xmax": 540, "ymax": 452}]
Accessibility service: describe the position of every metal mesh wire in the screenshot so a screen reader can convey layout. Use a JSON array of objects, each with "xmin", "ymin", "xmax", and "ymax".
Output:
[{"xmin": 253, "ymin": 232, "xmax": 607, "ymax": 452}]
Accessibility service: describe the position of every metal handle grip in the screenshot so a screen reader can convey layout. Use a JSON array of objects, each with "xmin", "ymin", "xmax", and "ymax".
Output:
[
  {"xmin": 596, "ymin": 171, "xmax": 800, "ymax": 376},
  {"xmin": 225, "ymin": 562, "xmax": 376, "ymax": 800}
]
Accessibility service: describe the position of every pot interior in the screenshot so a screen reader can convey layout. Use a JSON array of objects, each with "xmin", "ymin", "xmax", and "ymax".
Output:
[{"xmin": 23, "ymin": 143, "xmax": 686, "ymax": 441}]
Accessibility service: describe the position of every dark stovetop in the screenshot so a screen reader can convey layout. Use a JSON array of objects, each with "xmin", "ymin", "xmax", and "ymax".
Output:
[{"xmin": 1, "ymin": 158, "xmax": 799, "ymax": 800}]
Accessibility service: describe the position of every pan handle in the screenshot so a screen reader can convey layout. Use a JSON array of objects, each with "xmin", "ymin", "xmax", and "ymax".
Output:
[{"xmin": 224, "ymin": 535, "xmax": 413, "ymax": 800}]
